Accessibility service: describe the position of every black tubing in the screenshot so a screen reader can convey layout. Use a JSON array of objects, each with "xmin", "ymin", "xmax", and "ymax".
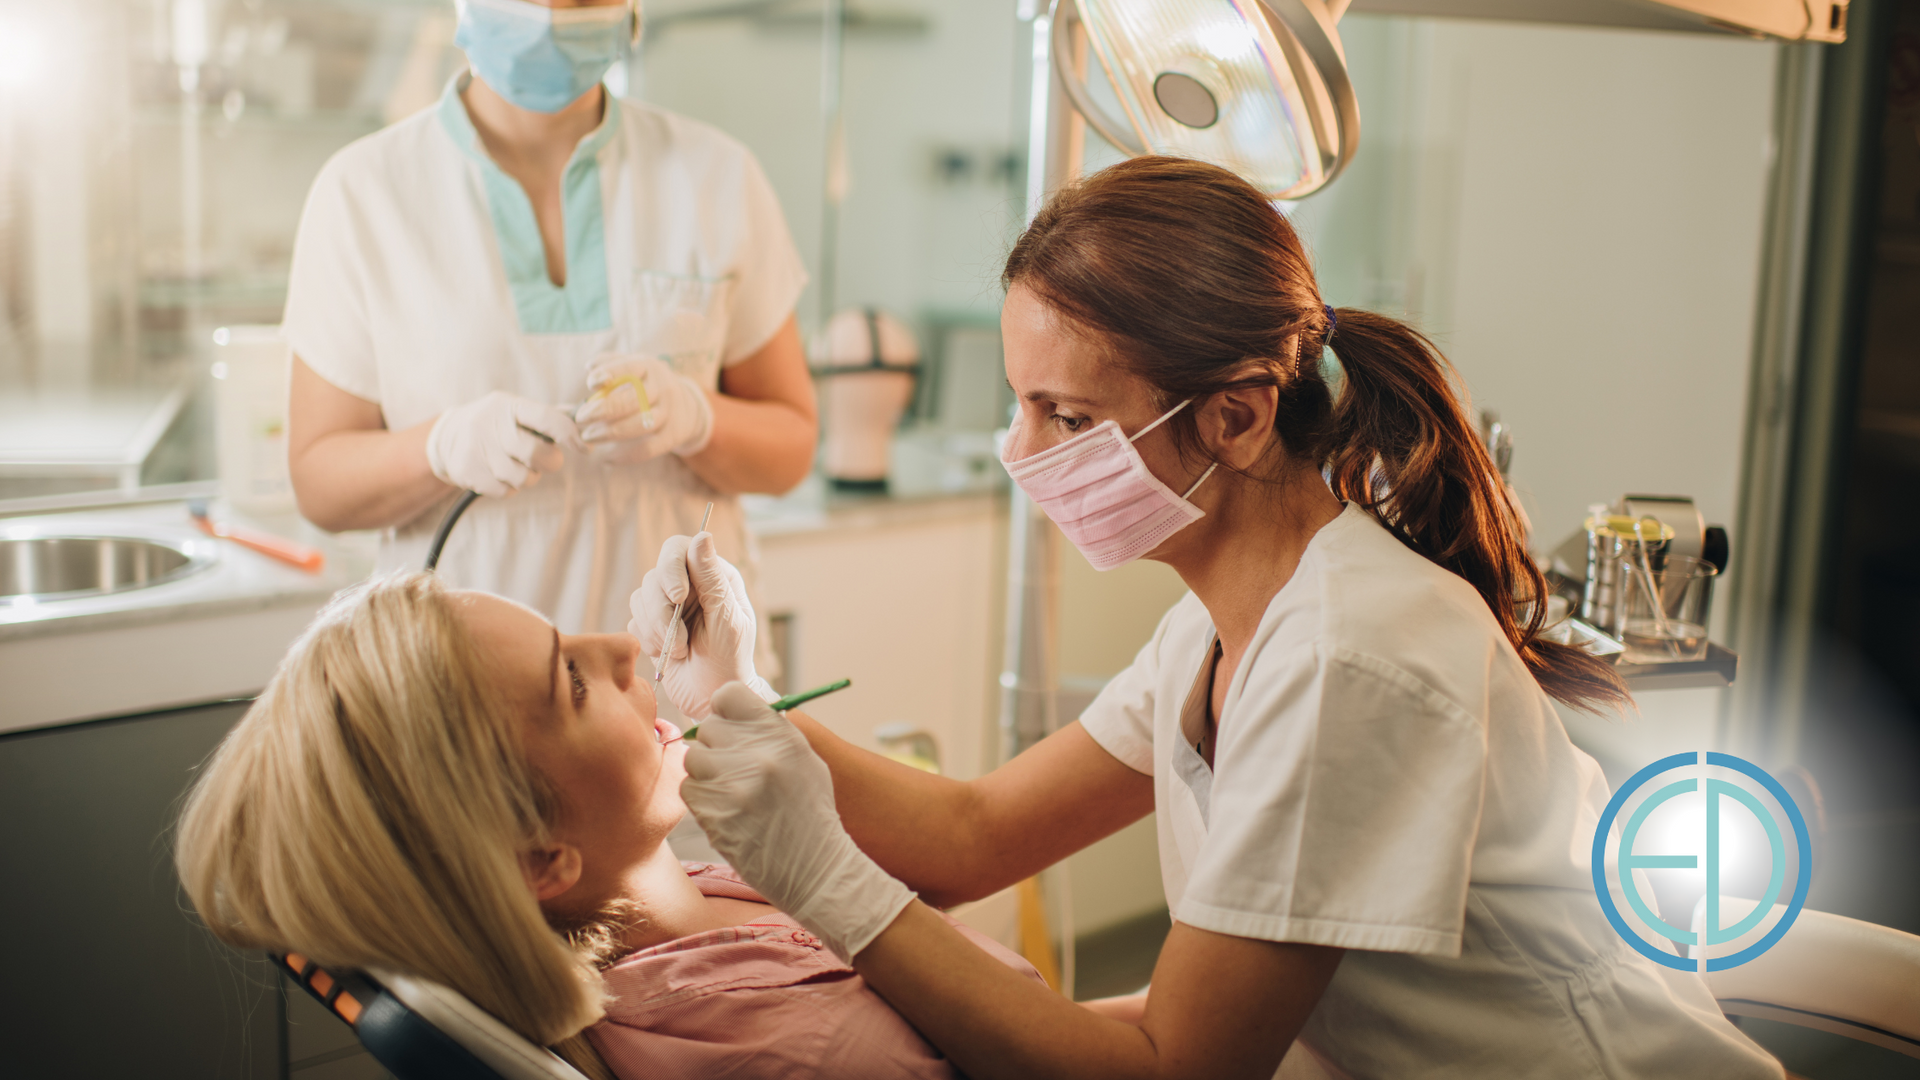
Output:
[{"xmin": 424, "ymin": 490, "xmax": 480, "ymax": 571}]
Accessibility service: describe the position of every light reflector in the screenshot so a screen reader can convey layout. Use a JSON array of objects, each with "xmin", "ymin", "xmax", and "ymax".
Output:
[{"xmin": 1054, "ymin": 0, "xmax": 1357, "ymax": 198}]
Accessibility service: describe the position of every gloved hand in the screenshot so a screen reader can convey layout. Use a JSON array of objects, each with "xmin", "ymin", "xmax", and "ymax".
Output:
[
  {"xmin": 425, "ymin": 391, "xmax": 581, "ymax": 498},
  {"xmin": 682, "ymin": 682, "xmax": 917, "ymax": 963},
  {"xmin": 630, "ymin": 532, "xmax": 775, "ymax": 719},
  {"xmin": 576, "ymin": 355, "xmax": 715, "ymax": 463}
]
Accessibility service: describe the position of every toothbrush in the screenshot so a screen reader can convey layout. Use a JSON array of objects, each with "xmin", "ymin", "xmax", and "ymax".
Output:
[{"xmin": 188, "ymin": 499, "xmax": 326, "ymax": 574}]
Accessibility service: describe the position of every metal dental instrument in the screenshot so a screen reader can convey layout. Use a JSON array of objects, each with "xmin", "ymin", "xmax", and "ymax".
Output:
[
  {"xmin": 658, "ymin": 501, "xmax": 715, "ymax": 682},
  {"xmin": 677, "ymin": 678, "xmax": 852, "ymax": 742}
]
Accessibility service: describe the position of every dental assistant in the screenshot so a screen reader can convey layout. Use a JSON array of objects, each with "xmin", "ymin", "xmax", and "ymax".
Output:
[
  {"xmin": 286, "ymin": 0, "xmax": 814, "ymax": 633},
  {"xmin": 637, "ymin": 159, "xmax": 1785, "ymax": 1079}
]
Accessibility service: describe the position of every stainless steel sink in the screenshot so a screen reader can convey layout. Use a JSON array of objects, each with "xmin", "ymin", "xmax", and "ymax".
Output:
[{"xmin": 1, "ymin": 535, "xmax": 215, "ymax": 602}]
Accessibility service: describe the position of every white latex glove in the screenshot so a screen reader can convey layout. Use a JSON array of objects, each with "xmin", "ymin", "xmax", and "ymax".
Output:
[
  {"xmin": 682, "ymin": 682, "xmax": 917, "ymax": 963},
  {"xmin": 425, "ymin": 391, "xmax": 581, "ymax": 498},
  {"xmin": 575, "ymin": 355, "xmax": 715, "ymax": 463},
  {"xmin": 629, "ymin": 532, "xmax": 775, "ymax": 719}
]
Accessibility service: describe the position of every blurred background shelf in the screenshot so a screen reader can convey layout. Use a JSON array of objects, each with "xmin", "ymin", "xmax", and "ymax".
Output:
[{"xmin": 1617, "ymin": 641, "xmax": 1740, "ymax": 692}]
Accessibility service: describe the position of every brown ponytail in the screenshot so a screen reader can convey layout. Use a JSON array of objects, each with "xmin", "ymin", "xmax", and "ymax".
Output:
[{"xmin": 1006, "ymin": 157, "xmax": 1628, "ymax": 713}]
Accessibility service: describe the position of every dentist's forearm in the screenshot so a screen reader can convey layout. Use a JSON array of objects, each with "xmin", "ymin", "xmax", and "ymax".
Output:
[
  {"xmin": 291, "ymin": 422, "xmax": 451, "ymax": 532},
  {"xmin": 785, "ymin": 712, "xmax": 1000, "ymax": 905},
  {"xmin": 680, "ymin": 315, "xmax": 817, "ymax": 496},
  {"xmin": 787, "ymin": 716, "xmax": 1154, "ymax": 907},
  {"xmin": 858, "ymin": 901, "xmax": 1163, "ymax": 1079},
  {"xmin": 288, "ymin": 355, "xmax": 453, "ymax": 532},
  {"xmin": 854, "ymin": 908, "xmax": 1341, "ymax": 1080},
  {"xmin": 680, "ymin": 393, "xmax": 816, "ymax": 495},
  {"xmin": 1082, "ymin": 990, "xmax": 1150, "ymax": 1023}
]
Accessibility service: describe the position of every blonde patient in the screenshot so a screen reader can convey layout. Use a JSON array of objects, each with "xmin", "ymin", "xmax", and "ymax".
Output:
[{"xmin": 175, "ymin": 573, "xmax": 1037, "ymax": 1079}]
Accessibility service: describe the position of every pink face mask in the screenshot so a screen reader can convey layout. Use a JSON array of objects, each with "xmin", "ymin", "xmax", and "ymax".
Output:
[{"xmin": 1002, "ymin": 399, "xmax": 1219, "ymax": 570}]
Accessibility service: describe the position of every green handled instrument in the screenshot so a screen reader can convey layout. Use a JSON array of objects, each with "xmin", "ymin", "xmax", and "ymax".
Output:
[{"xmin": 678, "ymin": 678, "xmax": 851, "ymax": 742}]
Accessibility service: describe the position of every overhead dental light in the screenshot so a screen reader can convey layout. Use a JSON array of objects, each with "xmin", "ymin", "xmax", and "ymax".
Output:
[{"xmin": 1050, "ymin": 0, "xmax": 1359, "ymax": 199}]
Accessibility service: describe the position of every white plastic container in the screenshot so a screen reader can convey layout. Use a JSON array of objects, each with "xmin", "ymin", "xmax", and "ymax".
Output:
[{"xmin": 210, "ymin": 325, "xmax": 294, "ymax": 512}]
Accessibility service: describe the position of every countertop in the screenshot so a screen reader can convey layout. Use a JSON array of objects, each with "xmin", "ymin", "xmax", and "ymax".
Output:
[
  {"xmin": 0, "ymin": 476, "xmax": 1005, "ymax": 641},
  {"xmin": 742, "ymin": 473, "xmax": 1004, "ymax": 539},
  {"xmin": 0, "ymin": 498, "xmax": 371, "ymax": 734}
]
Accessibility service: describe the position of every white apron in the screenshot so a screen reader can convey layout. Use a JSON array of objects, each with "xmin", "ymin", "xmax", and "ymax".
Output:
[{"xmin": 283, "ymin": 74, "xmax": 808, "ymax": 636}]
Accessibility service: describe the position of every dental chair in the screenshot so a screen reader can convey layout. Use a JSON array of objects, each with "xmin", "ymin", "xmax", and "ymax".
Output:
[
  {"xmin": 1691, "ymin": 899, "xmax": 1920, "ymax": 1059},
  {"xmin": 273, "ymin": 953, "xmax": 591, "ymax": 1080}
]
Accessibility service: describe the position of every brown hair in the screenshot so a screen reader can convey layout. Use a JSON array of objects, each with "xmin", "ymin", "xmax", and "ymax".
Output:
[{"xmin": 1005, "ymin": 156, "xmax": 1628, "ymax": 713}]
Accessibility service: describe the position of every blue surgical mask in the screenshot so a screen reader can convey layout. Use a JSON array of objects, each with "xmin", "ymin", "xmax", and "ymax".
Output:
[{"xmin": 455, "ymin": 0, "xmax": 635, "ymax": 114}]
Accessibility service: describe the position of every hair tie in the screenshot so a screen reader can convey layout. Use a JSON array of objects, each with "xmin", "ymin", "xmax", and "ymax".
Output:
[{"xmin": 1322, "ymin": 304, "xmax": 1338, "ymax": 343}]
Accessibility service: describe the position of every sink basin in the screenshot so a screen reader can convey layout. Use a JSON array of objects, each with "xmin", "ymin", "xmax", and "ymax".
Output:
[{"xmin": 1, "ymin": 535, "xmax": 215, "ymax": 602}]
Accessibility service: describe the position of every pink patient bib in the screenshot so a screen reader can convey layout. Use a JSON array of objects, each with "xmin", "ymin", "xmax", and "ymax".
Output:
[{"xmin": 588, "ymin": 864, "xmax": 1042, "ymax": 1080}]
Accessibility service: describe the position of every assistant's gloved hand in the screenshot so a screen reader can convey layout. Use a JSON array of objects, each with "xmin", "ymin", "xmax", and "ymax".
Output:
[
  {"xmin": 425, "ymin": 391, "xmax": 581, "ymax": 498},
  {"xmin": 575, "ymin": 355, "xmax": 715, "ymax": 463},
  {"xmin": 630, "ymin": 532, "xmax": 774, "ymax": 719},
  {"xmin": 682, "ymin": 683, "xmax": 917, "ymax": 963}
]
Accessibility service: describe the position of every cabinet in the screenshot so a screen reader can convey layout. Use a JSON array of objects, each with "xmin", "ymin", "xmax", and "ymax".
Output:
[
  {"xmin": 0, "ymin": 701, "xmax": 280, "ymax": 1079},
  {"xmin": 755, "ymin": 493, "xmax": 1007, "ymax": 780}
]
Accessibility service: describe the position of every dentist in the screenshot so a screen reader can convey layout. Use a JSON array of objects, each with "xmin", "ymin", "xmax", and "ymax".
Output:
[
  {"xmin": 636, "ymin": 159, "xmax": 1784, "ymax": 1079},
  {"xmin": 286, "ymin": 0, "xmax": 814, "ymax": 633}
]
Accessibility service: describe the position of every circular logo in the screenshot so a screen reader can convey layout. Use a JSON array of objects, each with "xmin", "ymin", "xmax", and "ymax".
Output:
[{"xmin": 1590, "ymin": 751, "xmax": 1812, "ymax": 971}]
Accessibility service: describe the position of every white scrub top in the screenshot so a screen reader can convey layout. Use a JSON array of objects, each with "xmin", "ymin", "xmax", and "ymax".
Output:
[
  {"xmin": 1080, "ymin": 504, "xmax": 1781, "ymax": 1080},
  {"xmin": 283, "ymin": 75, "xmax": 806, "ymax": 633}
]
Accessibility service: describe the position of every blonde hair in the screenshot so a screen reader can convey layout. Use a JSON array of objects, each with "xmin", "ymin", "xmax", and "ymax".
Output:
[{"xmin": 175, "ymin": 573, "xmax": 615, "ymax": 1079}]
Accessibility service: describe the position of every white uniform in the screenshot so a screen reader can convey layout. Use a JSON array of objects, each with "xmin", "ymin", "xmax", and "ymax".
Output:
[
  {"xmin": 284, "ymin": 74, "xmax": 806, "ymax": 632},
  {"xmin": 1080, "ymin": 504, "xmax": 1781, "ymax": 1079}
]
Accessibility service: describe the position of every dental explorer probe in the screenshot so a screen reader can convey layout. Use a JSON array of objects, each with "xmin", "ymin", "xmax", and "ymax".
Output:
[
  {"xmin": 658, "ymin": 502, "xmax": 715, "ymax": 682},
  {"xmin": 675, "ymin": 678, "xmax": 853, "ymax": 742}
]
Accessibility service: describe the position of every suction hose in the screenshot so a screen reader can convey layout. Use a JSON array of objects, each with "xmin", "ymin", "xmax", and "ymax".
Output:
[{"xmin": 424, "ymin": 490, "xmax": 480, "ymax": 571}]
